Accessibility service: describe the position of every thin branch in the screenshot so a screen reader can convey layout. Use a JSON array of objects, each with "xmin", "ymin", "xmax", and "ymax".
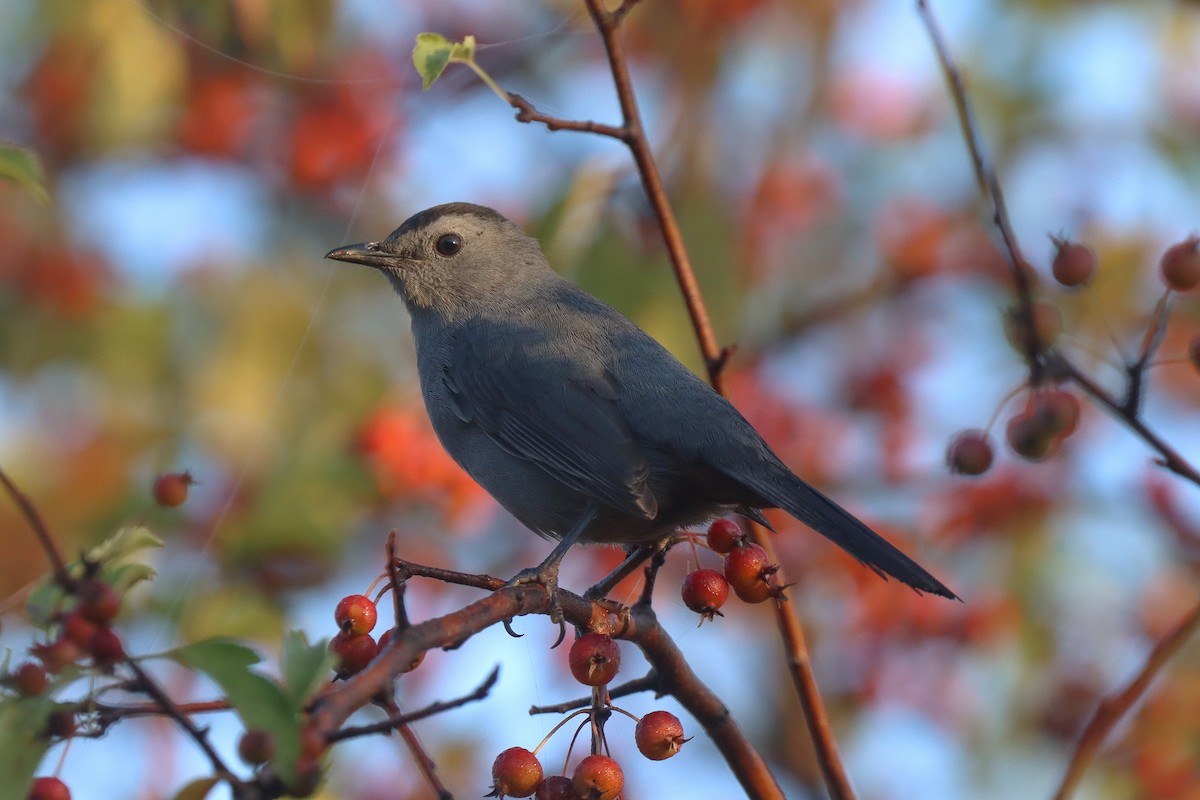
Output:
[
  {"xmin": 94, "ymin": 699, "xmax": 230, "ymax": 724},
  {"xmin": 0, "ymin": 467, "xmax": 73, "ymax": 588},
  {"xmin": 915, "ymin": 0, "xmax": 1043, "ymax": 382},
  {"xmin": 508, "ymin": 94, "xmax": 627, "ymax": 139},
  {"xmin": 393, "ymin": 558, "xmax": 507, "ymax": 592},
  {"xmin": 124, "ymin": 659, "xmax": 241, "ymax": 787},
  {"xmin": 394, "ymin": 719, "xmax": 453, "ymax": 800},
  {"xmin": 752, "ymin": 531, "xmax": 856, "ymax": 799},
  {"xmin": 331, "ymin": 667, "xmax": 499, "ymax": 742},
  {"xmin": 386, "ymin": 531, "xmax": 411, "ymax": 630},
  {"xmin": 1052, "ymin": 599, "xmax": 1200, "ymax": 800},
  {"xmin": 1048, "ymin": 353, "xmax": 1200, "ymax": 487},
  {"xmin": 1121, "ymin": 291, "xmax": 1171, "ymax": 416},
  {"xmin": 530, "ymin": 671, "xmax": 660, "ymax": 715}
]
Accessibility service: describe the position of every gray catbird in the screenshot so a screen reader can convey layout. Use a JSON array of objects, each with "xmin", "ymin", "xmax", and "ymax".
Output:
[{"xmin": 327, "ymin": 203, "xmax": 956, "ymax": 599}]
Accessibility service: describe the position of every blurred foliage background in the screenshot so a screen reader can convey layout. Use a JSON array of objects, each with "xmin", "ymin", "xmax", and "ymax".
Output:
[{"xmin": 2, "ymin": 0, "xmax": 1200, "ymax": 798}]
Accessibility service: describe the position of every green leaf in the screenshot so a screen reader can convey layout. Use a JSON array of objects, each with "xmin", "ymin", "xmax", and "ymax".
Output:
[
  {"xmin": 280, "ymin": 630, "xmax": 333, "ymax": 710},
  {"xmin": 168, "ymin": 638, "xmax": 302, "ymax": 784},
  {"xmin": 0, "ymin": 694, "xmax": 58, "ymax": 796},
  {"xmin": 450, "ymin": 34, "xmax": 477, "ymax": 63},
  {"xmin": 413, "ymin": 32, "xmax": 453, "ymax": 90},
  {"xmin": 86, "ymin": 526, "xmax": 163, "ymax": 565},
  {"xmin": 0, "ymin": 144, "xmax": 49, "ymax": 205},
  {"xmin": 103, "ymin": 561, "xmax": 158, "ymax": 594},
  {"xmin": 170, "ymin": 776, "xmax": 220, "ymax": 800},
  {"xmin": 24, "ymin": 581, "xmax": 67, "ymax": 629}
]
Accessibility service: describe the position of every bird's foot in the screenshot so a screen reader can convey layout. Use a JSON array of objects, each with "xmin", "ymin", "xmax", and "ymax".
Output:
[{"xmin": 508, "ymin": 562, "xmax": 564, "ymax": 624}]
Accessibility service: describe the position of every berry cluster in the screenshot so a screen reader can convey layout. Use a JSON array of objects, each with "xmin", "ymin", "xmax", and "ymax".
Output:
[
  {"xmin": 6, "ymin": 573, "xmax": 127, "ymax": 800},
  {"xmin": 488, "ymin": 632, "xmax": 689, "ymax": 798},
  {"xmin": 677, "ymin": 518, "xmax": 782, "ymax": 626},
  {"xmin": 946, "ymin": 234, "xmax": 1200, "ymax": 477},
  {"xmin": 329, "ymin": 593, "xmax": 382, "ymax": 677}
]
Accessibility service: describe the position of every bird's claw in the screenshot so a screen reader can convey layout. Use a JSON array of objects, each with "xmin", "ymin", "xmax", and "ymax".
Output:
[{"xmin": 508, "ymin": 564, "xmax": 564, "ymax": 625}]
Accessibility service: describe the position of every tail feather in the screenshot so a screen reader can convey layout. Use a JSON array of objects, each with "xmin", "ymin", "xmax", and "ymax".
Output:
[{"xmin": 731, "ymin": 469, "xmax": 959, "ymax": 600}]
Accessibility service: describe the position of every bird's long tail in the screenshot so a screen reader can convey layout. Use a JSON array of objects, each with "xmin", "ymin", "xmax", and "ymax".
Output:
[{"xmin": 729, "ymin": 469, "xmax": 959, "ymax": 600}]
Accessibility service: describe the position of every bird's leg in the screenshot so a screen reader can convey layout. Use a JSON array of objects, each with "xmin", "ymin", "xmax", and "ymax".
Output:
[
  {"xmin": 583, "ymin": 537, "xmax": 669, "ymax": 602},
  {"xmin": 510, "ymin": 502, "xmax": 599, "ymax": 621}
]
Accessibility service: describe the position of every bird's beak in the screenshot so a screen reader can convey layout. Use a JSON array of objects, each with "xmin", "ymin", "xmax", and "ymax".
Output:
[{"xmin": 325, "ymin": 242, "xmax": 394, "ymax": 270}]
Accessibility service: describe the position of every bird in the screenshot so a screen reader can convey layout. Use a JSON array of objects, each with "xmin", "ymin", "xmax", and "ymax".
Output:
[{"xmin": 326, "ymin": 203, "xmax": 957, "ymax": 600}]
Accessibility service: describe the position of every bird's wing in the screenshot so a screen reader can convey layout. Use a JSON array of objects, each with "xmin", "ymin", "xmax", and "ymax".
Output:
[{"xmin": 443, "ymin": 325, "xmax": 657, "ymax": 520}]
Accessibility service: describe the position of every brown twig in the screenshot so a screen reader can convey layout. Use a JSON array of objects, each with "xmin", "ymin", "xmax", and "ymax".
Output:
[
  {"xmin": 915, "ymin": 0, "xmax": 1044, "ymax": 384},
  {"xmin": 530, "ymin": 671, "xmax": 661, "ymax": 715},
  {"xmin": 311, "ymin": 574, "xmax": 784, "ymax": 799},
  {"xmin": 385, "ymin": 531, "xmax": 412, "ymax": 630},
  {"xmin": 0, "ymin": 467, "xmax": 73, "ymax": 588},
  {"xmin": 393, "ymin": 718, "xmax": 453, "ymax": 800},
  {"xmin": 1122, "ymin": 291, "xmax": 1171, "ymax": 417},
  {"xmin": 94, "ymin": 698, "xmax": 230, "ymax": 725},
  {"xmin": 331, "ymin": 667, "xmax": 499, "ymax": 742},
  {"xmin": 124, "ymin": 659, "xmax": 241, "ymax": 788},
  {"xmin": 749, "ymin": 533, "xmax": 855, "ymax": 798},
  {"xmin": 1047, "ymin": 354, "xmax": 1200, "ymax": 487},
  {"xmin": 501, "ymin": 2, "xmax": 729, "ymax": 393},
  {"xmin": 1052, "ymin": 599, "xmax": 1200, "ymax": 800}
]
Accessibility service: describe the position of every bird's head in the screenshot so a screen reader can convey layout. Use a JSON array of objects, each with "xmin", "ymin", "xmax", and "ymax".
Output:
[{"xmin": 326, "ymin": 203, "xmax": 550, "ymax": 320}]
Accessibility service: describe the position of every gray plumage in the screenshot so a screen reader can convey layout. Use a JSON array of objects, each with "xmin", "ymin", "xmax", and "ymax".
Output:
[{"xmin": 326, "ymin": 202, "xmax": 956, "ymax": 599}]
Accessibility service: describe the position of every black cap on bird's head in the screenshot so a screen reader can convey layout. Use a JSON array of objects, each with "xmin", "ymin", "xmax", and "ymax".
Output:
[{"xmin": 325, "ymin": 203, "xmax": 549, "ymax": 318}]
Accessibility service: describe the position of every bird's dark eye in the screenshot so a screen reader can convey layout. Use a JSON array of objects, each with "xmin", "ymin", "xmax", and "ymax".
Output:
[{"xmin": 435, "ymin": 233, "xmax": 463, "ymax": 256}]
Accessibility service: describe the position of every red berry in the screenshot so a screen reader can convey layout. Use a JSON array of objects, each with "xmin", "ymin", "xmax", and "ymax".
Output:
[
  {"xmin": 705, "ymin": 518, "xmax": 745, "ymax": 554},
  {"xmin": 377, "ymin": 627, "xmax": 393, "ymax": 650},
  {"xmin": 60, "ymin": 612, "xmax": 99, "ymax": 649},
  {"xmin": 88, "ymin": 627, "xmax": 125, "ymax": 668},
  {"xmin": 1161, "ymin": 236, "xmax": 1200, "ymax": 291},
  {"xmin": 946, "ymin": 430, "xmax": 994, "ymax": 476},
  {"xmin": 76, "ymin": 580, "xmax": 121, "ymax": 625},
  {"xmin": 238, "ymin": 729, "xmax": 276, "ymax": 765},
  {"xmin": 571, "ymin": 755, "xmax": 623, "ymax": 800},
  {"xmin": 153, "ymin": 471, "xmax": 195, "ymax": 507},
  {"xmin": 680, "ymin": 569, "xmax": 729, "ymax": 622},
  {"xmin": 723, "ymin": 543, "xmax": 778, "ymax": 603},
  {"xmin": 1005, "ymin": 412, "xmax": 1057, "ymax": 462},
  {"xmin": 490, "ymin": 747, "xmax": 543, "ymax": 798},
  {"xmin": 11, "ymin": 661, "xmax": 48, "ymax": 696},
  {"xmin": 329, "ymin": 632, "xmax": 377, "ymax": 677},
  {"xmin": 334, "ymin": 594, "xmax": 378, "ymax": 636},
  {"xmin": 535, "ymin": 775, "xmax": 581, "ymax": 800},
  {"xmin": 28, "ymin": 777, "xmax": 71, "ymax": 800},
  {"xmin": 567, "ymin": 633, "xmax": 621, "ymax": 687},
  {"xmin": 1033, "ymin": 390, "xmax": 1081, "ymax": 438},
  {"xmin": 1049, "ymin": 236, "xmax": 1096, "ymax": 287},
  {"xmin": 635, "ymin": 710, "xmax": 688, "ymax": 761}
]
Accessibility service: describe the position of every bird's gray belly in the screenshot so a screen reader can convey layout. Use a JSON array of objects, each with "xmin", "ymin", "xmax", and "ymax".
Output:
[{"xmin": 424, "ymin": 401, "xmax": 727, "ymax": 545}]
